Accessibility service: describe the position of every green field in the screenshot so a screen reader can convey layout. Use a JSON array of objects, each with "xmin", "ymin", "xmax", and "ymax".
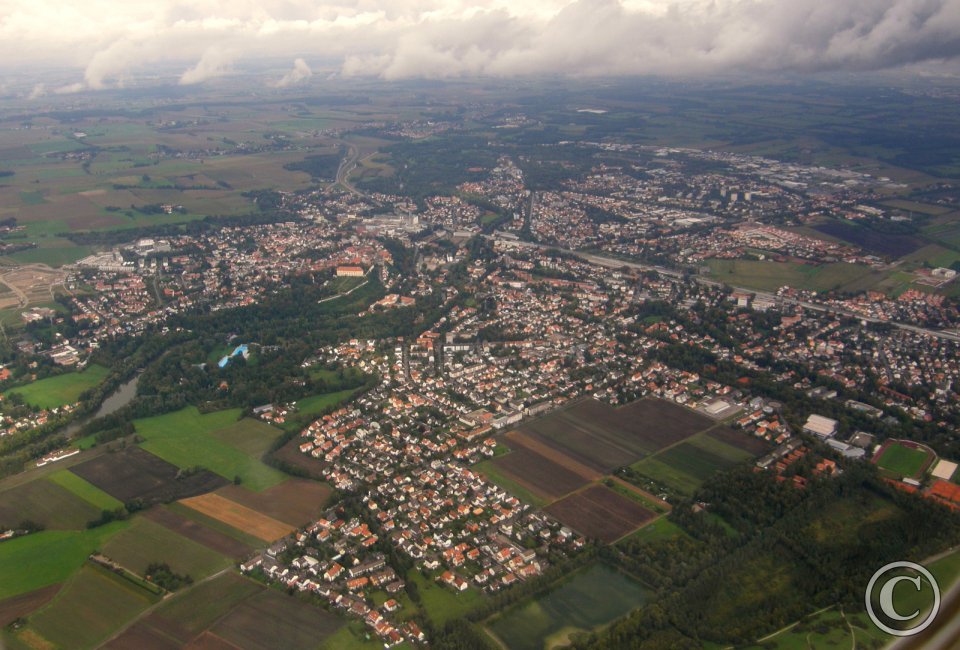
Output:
[
  {"xmin": 134, "ymin": 406, "xmax": 288, "ymax": 491},
  {"xmin": 152, "ymin": 570, "xmax": 264, "ymax": 635},
  {"xmin": 24, "ymin": 564, "xmax": 160, "ymax": 649},
  {"xmin": 295, "ymin": 387, "xmax": 362, "ymax": 414},
  {"xmin": 410, "ymin": 570, "xmax": 486, "ymax": 626},
  {"xmin": 102, "ymin": 516, "xmax": 232, "ymax": 580},
  {"xmin": 630, "ymin": 433, "xmax": 754, "ymax": 496},
  {"xmin": 473, "ymin": 458, "xmax": 550, "ymax": 508},
  {"xmin": 487, "ymin": 563, "xmax": 648, "ymax": 650},
  {"xmin": 620, "ymin": 517, "xmax": 687, "ymax": 544},
  {"xmin": 47, "ymin": 469, "xmax": 124, "ymax": 511},
  {"xmin": 706, "ymin": 259, "xmax": 882, "ymax": 294},
  {"xmin": 743, "ymin": 608, "xmax": 889, "ymax": 650},
  {"xmin": 210, "ymin": 417, "xmax": 284, "ymax": 458},
  {"xmin": 876, "ymin": 442, "xmax": 932, "ymax": 478},
  {"xmin": 0, "ymin": 522, "xmax": 129, "ymax": 600},
  {"xmin": 0, "ymin": 478, "xmax": 100, "ymax": 530},
  {"xmin": 323, "ymin": 622, "xmax": 393, "ymax": 650},
  {"xmin": 5, "ymin": 364, "xmax": 110, "ymax": 409}
]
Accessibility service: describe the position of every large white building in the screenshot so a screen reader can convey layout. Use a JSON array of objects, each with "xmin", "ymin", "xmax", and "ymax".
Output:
[{"xmin": 803, "ymin": 414, "xmax": 839, "ymax": 439}]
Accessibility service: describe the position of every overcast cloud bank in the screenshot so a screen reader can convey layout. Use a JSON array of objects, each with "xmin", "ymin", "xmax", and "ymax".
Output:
[{"xmin": 1, "ymin": 0, "xmax": 958, "ymax": 91}]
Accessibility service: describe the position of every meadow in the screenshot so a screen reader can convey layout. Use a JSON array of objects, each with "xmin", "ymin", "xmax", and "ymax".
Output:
[
  {"xmin": 706, "ymin": 259, "xmax": 883, "ymax": 294},
  {"xmin": 630, "ymin": 432, "xmax": 756, "ymax": 496},
  {"xmin": 0, "ymin": 521, "xmax": 129, "ymax": 600},
  {"xmin": 5, "ymin": 363, "xmax": 110, "ymax": 408},
  {"xmin": 0, "ymin": 477, "xmax": 100, "ymax": 530},
  {"xmin": 101, "ymin": 516, "xmax": 232, "ymax": 580},
  {"xmin": 24, "ymin": 564, "xmax": 161, "ymax": 650},
  {"xmin": 134, "ymin": 406, "xmax": 288, "ymax": 491},
  {"xmin": 410, "ymin": 570, "xmax": 486, "ymax": 626},
  {"xmin": 290, "ymin": 387, "xmax": 364, "ymax": 423},
  {"xmin": 487, "ymin": 563, "xmax": 648, "ymax": 650},
  {"xmin": 46, "ymin": 469, "xmax": 123, "ymax": 511}
]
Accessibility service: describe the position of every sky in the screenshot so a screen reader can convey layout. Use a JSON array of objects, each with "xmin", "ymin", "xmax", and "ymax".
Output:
[{"xmin": 1, "ymin": 0, "xmax": 959, "ymax": 92}]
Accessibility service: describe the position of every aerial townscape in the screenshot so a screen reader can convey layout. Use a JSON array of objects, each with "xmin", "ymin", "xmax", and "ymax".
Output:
[{"xmin": 1, "ymin": 3, "xmax": 960, "ymax": 650}]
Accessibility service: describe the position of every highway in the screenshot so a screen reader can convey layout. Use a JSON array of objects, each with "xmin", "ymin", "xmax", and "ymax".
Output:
[{"xmin": 488, "ymin": 235, "xmax": 960, "ymax": 344}]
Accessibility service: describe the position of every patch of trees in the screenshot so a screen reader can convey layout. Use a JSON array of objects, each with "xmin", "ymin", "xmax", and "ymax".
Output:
[
  {"xmin": 360, "ymin": 135, "xmax": 498, "ymax": 200},
  {"xmin": 584, "ymin": 464, "xmax": 960, "ymax": 648},
  {"xmin": 283, "ymin": 148, "xmax": 343, "ymax": 180},
  {"xmin": 145, "ymin": 562, "xmax": 193, "ymax": 591},
  {"xmin": 86, "ymin": 507, "xmax": 129, "ymax": 528}
]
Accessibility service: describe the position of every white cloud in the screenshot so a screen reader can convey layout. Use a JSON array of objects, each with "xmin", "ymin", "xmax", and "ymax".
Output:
[
  {"xmin": 179, "ymin": 47, "xmax": 235, "ymax": 85},
  {"xmin": 0, "ymin": 0, "xmax": 956, "ymax": 86},
  {"xmin": 275, "ymin": 57, "xmax": 313, "ymax": 87}
]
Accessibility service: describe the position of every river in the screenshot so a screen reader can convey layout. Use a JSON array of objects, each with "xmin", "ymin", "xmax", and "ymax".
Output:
[{"xmin": 63, "ymin": 373, "xmax": 141, "ymax": 438}]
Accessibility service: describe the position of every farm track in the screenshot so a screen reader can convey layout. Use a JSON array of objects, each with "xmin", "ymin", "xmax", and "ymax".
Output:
[
  {"xmin": 504, "ymin": 430, "xmax": 602, "ymax": 482},
  {"xmin": 95, "ymin": 567, "xmax": 233, "ymax": 649}
]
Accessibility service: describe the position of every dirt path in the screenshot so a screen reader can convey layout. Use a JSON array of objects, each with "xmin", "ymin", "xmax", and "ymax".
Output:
[
  {"xmin": 95, "ymin": 567, "xmax": 234, "ymax": 649},
  {"xmin": 505, "ymin": 430, "xmax": 602, "ymax": 482},
  {"xmin": 609, "ymin": 476, "xmax": 671, "ymax": 511}
]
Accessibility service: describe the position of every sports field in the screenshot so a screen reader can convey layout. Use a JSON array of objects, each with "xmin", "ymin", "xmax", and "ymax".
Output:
[
  {"xmin": 874, "ymin": 440, "xmax": 934, "ymax": 479},
  {"xmin": 135, "ymin": 407, "xmax": 288, "ymax": 491},
  {"xmin": 4, "ymin": 364, "xmax": 109, "ymax": 408}
]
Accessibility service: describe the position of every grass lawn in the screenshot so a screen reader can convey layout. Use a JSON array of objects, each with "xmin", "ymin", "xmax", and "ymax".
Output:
[
  {"xmin": 473, "ymin": 458, "xmax": 549, "ymax": 508},
  {"xmin": 5, "ymin": 364, "xmax": 110, "ymax": 409},
  {"xmin": 324, "ymin": 621, "xmax": 402, "ymax": 650},
  {"xmin": 210, "ymin": 418, "xmax": 284, "ymax": 458},
  {"xmin": 0, "ymin": 521, "xmax": 129, "ymax": 600},
  {"xmin": 135, "ymin": 406, "xmax": 288, "ymax": 491},
  {"xmin": 410, "ymin": 571, "xmax": 486, "ymax": 626},
  {"xmin": 26, "ymin": 564, "xmax": 160, "ymax": 649},
  {"xmin": 47, "ymin": 470, "xmax": 123, "ymax": 511},
  {"xmin": 876, "ymin": 443, "xmax": 931, "ymax": 478},
  {"xmin": 102, "ymin": 516, "xmax": 232, "ymax": 580},
  {"xmin": 292, "ymin": 388, "xmax": 363, "ymax": 420},
  {"xmin": 629, "ymin": 456, "xmax": 702, "ymax": 495}
]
